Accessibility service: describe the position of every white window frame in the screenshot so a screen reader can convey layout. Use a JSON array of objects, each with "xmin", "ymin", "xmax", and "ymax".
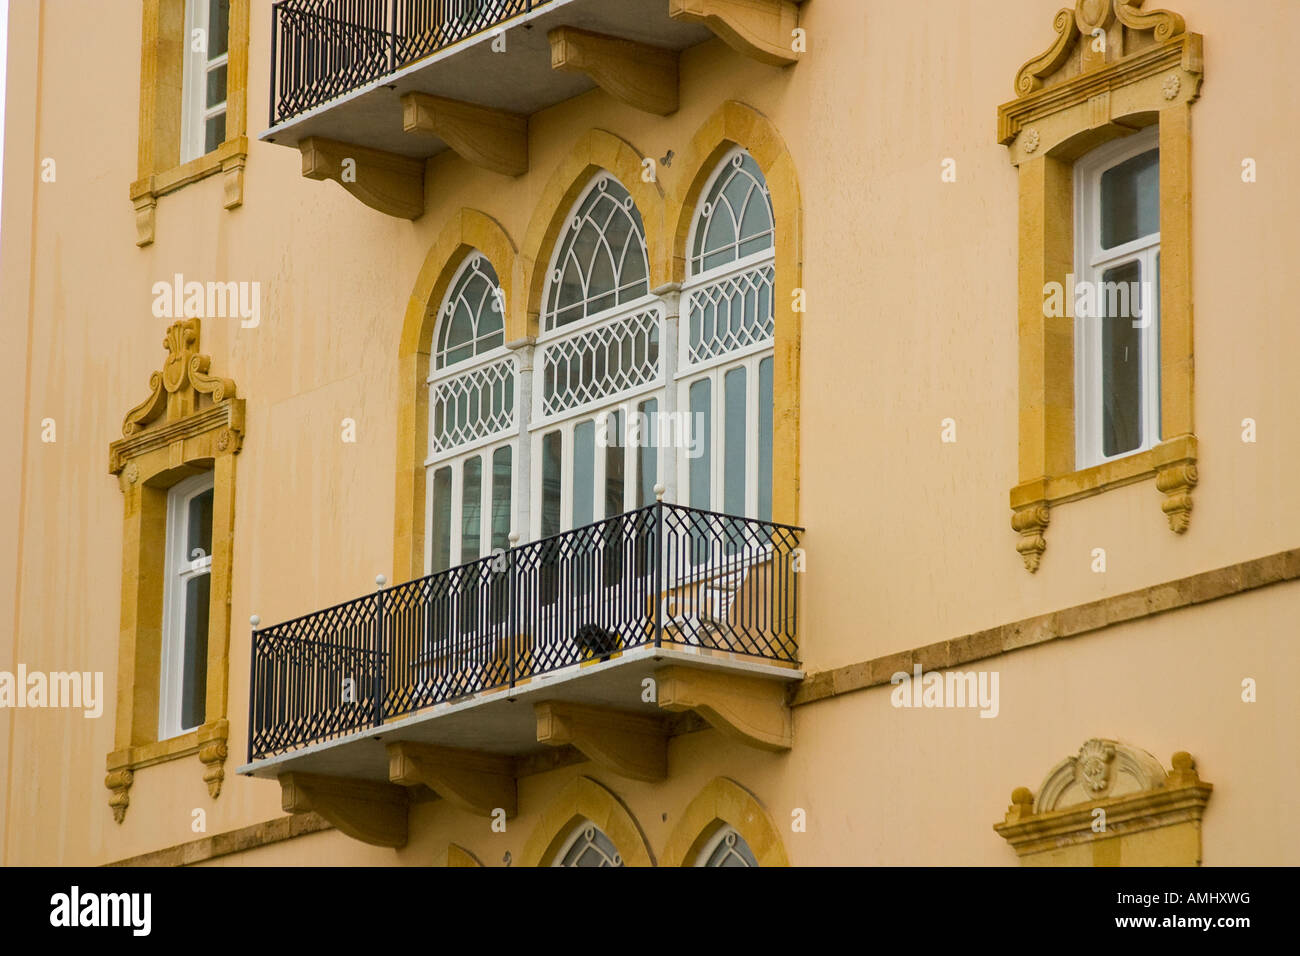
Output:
[
  {"xmin": 693, "ymin": 824, "xmax": 758, "ymax": 867},
  {"xmin": 1073, "ymin": 125, "xmax": 1161, "ymax": 470},
  {"xmin": 424, "ymin": 440, "xmax": 516, "ymax": 576},
  {"xmin": 158, "ymin": 471, "xmax": 214, "ymax": 740},
  {"xmin": 181, "ymin": 0, "xmax": 229, "ymax": 164}
]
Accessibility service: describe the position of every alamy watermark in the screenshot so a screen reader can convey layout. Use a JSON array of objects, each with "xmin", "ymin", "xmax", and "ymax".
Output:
[
  {"xmin": 0, "ymin": 665, "xmax": 103, "ymax": 718},
  {"xmin": 595, "ymin": 403, "xmax": 705, "ymax": 459},
  {"xmin": 1042, "ymin": 273, "xmax": 1155, "ymax": 327},
  {"xmin": 890, "ymin": 664, "xmax": 999, "ymax": 718},
  {"xmin": 152, "ymin": 272, "xmax": 260, "ymax": 328}
]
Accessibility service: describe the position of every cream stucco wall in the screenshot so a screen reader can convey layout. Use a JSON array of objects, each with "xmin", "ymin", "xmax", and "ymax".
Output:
[{"xmin": 2, "ymin": 0, "xmax": 1298, "ymax": 865}]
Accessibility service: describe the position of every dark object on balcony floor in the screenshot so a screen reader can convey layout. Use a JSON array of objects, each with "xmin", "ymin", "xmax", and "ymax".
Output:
[{"xmin": 574, "ymin": 624, "xmax": 619, "ymax": 660}]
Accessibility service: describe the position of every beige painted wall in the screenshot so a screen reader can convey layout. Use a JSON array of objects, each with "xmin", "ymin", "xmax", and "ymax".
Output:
[{"xmin": 2, "ymin": 0, "xmax": 1298, "ymax": 864}]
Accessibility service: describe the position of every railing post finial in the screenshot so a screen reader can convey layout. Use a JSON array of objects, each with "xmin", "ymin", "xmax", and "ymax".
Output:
[
  {"xmin": 249, "ymin": 614, "xmax": 260, "ymax": 628},
  {"xmin": 654, "ymin": 483, "xmax": 666, "ymax": 503},
  {"xmin": 375, "ymin": 574, "xmax": 387, "ymax": 590}
]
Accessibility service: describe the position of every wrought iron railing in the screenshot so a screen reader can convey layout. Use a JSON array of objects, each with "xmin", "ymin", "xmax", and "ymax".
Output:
[
  {"xmin": 269, "ymin": 0, "xmax": 553, "ymax": 126},
  {"xmin": 248, "ymin": 502, "xmax": 802, "ymax": 760}
]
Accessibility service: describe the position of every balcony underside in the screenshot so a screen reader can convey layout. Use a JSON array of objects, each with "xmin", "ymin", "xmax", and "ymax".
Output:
[
  {"xmin": 238, "ymin": 645, "xmax": 800, "ymax": 782},
  {"xmin": 263, "ymin": 0, "xmax": 713, "ymax": 159}
]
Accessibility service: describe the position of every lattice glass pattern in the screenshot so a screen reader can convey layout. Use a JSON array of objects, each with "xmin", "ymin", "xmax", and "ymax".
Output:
[
  {"xmin": 436, "ymin": 254, "xmax": 504, "ymax": 369},
  {"xmin": 702, "ymin": 827, "xmax": 759, "ymax": 867},
  {"xmin": 691, "ymin": 150, "xmax": 774, "ymax": 275},
  {"xmin": 544, "ymin": 176, "xmax": 649, "ymax": 329},
  {"xmin": 559, "ymin": 824, "xmax": 624, "ymax": 867},
  {"xmin": 540, "ymin": 309, "xmax": 660, "ymax": 417},
  {"xmin": 685, "ymin": 264, "xmax": 775, "ymax": 365},
  {"xmin": 431, "ymin": 355, "xmax": 516, "ymax": 452}
]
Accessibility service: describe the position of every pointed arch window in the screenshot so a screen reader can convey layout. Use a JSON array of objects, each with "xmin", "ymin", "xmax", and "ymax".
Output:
[
  {"xmin": 695, "ymin": 824, "xmax": 760, "ymax": 867},
  {"xmin": 534, "ymin": 175, "xmax": 663, "ymax": 541},
  {"xmin": 426, "ymin": 251, "xmax": 517, "ymax": 575},
  {"xmin": 679, "ymin": 148, "xmax": 776, "ymax": 521},
  {"xmin": 554, "ymin": 820, "xmax": 625, "ymax": 867},
  {"xmin": 544, "ymin": 175, "xmax": 650, "ymax": 331}
]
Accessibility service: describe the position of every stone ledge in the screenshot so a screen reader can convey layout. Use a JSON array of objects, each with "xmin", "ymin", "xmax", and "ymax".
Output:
[
  {"xmin": 792, "ymin": 546, "xmax": 1300, "ymax": 707},
  {"xmin": 106, "ymin": 812, "xmax": 333, "ymax": 867}
]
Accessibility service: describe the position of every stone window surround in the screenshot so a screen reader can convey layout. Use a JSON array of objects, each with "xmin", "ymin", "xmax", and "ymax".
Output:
[
  {"xmin": 131, "ymin": 0, "xmax": 250, "ymax": 247},
  {"xmin": 999, "ymin": 2, "xmax": 1203, "ymax": 572}
]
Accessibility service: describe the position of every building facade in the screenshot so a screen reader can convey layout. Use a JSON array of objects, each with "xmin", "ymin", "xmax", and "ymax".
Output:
[{"xmin": 1, "ymin": 0, "xmax": 1297, "ymax": 866}]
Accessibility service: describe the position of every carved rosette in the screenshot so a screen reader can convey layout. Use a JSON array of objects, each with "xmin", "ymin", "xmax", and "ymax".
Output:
[
  {"xmin": 106, "ymin": 769, "xmax": 134, "ymax": 824},
  {"xmin": 200, "ymin": 739, "xmax": 229, "ymax": 798},
  {"xmin": 1155, "ymin": 461, "xmax": 1198, "ymax": 533},
  {"xmin": 1011, "ymin": 503, "xmax": 1050, "ymax": 573}
]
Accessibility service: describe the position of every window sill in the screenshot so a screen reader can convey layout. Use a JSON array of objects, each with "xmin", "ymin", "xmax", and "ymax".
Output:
[
  {"xmin": 1010, "ymin": 433, "xmax": 1198, "ymax": 572},
  {"xmin": 104, "ymin": 718, "xmax": 228, "ymax": 823},
  {"xmin": 129, "ymin": 136, "xmax": 248, "ymax": 247}
]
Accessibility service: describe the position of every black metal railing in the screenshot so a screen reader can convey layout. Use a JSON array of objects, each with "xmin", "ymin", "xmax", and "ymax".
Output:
[
  {"xmin": 248, "ymin": 502, "xmax": 803, "ymax": 760},
  {"xmin": 269, "ymin": 0, "xmax": 553, "ymax": 126}
]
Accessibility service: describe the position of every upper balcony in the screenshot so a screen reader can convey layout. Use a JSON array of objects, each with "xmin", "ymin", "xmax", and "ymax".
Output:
[
  {"xmin": 239, "ymin": 501, "xmax": 802, "ymax": 846},
  {"xmin": 263, "ymin": 0, "xmax": 803, "ymax": 217}
]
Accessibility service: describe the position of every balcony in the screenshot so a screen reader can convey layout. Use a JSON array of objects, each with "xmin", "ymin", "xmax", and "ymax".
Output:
[
  {"xmin": 240, "ymin": 502, "xmax": 802, "ymax": 845},
  {"xmin": 263, "ymin": 0, "xmax": 802, "ymax": 217}
]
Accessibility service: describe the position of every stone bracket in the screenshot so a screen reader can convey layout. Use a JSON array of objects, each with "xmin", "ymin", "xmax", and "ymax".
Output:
[
  {"xmin": 548, "ymin": 27, "xmax": 680, "ymax": 115},
  {"xmin": 299, "ymin": 136, "xmax": 425, "ymax": 220},
  {"xmin": 655, "ymin": 665, "xmax": 792, "ymax": 751},
  {"xmin": 534, "ymin": 701, "xmax": 668, "ymax": 782},
  {"xmin": 1011, "ymin": 501, "xmax": 1051, "ymax": 573},
  {"xmin": 197, "ymin": 719, "xmax": 230, "ymax": 798},
  {"xmin": 387, "ymin": 741, "xmax": 518, "ymax": 818},
  {"xmin": 668, "ymin": 0, "xmax": 800, "ymax": 68},
  {"xmin": 1155, "ymin": 459, "xmax": 1198, "ymax": 534},
  {"xmin": 279, "ymin": 772, "xmax": 409, "ymax": 848},
  {"xmin": 401, "ymin": 92, "xmax": 528, "ymax": 177}
]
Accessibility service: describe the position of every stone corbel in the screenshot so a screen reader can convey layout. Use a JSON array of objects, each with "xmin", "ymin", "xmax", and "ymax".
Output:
[
  {"xmin": 105, "ymin": 769, "xmax": 134, "ymax": 824},
  {"xmin": 197, "ymin": 719, "xmax": 229, "ymax": 798},
  {"xmin": 548, "ymin": 27, "xmax": 679, "ymax": 116},
  {"xmin": 299, "ymin": 136, "xmax": 425, "ymax": 220},
  {"xmin": 401, "ymin": 93, "xmax": 528, "ymax": 177},
  {"xmin": 534, "ymin": 701, "xmax": 668, "ymax": 782},
  {"xmin": 655, "ymin": 665, "xmax": 792, "ymax": 751},
  {"xmin": 387, "ymin": 741, "xmax": 518, "ymax": 817},
  {"xmin": 222, "ymin": 152, "xmax": 246, "ymax": 210},
  {"xmin": 1155, "ymin": 460, "xmax": 1198, "ymax": 533},
  {"xmin": 132, "ymin": 193, "xmax": 157, "ymax": 247},
  {"xmin": 280, "ymin": 772, "xmax": 409, "ymax": 848},
  {"xmin": 668, "ymin": 0, "xmax": 801, "ymax": 68},
  {"xmin": 1011, "ymin": 501, "xmax": 1051, "ymax": 573}
]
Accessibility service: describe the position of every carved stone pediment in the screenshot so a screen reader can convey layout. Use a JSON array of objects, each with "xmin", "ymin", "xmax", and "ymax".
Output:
[
  {"xmin": 109, "ymin": 318, "xmax": 243, "ymax": 475},
  {"xmin": 1033, "ymin": 737, "xmax": 1168, "ymax": 812},
  {"xmin": 1014, "ymin": 0, "xmax": 1187, "ymax": 97}
]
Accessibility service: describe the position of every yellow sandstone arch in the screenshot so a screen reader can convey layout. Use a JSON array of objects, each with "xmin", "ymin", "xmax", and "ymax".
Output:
[
  {"xmin": 520, "ymin": 776, "xmax": 655, "ymax": 867},
  {"xmin": 393, "ymin": 208, "xmax": 518, "ymax": 582},
  {"xmin": 660, "ymin": 776, "xmax": 789, "ymax": 866},
  {"xmin": 519, "ymin": 128, "xmax": 669, "ymax": 336},
  {"xmin": 669, "ymin": 100, "xmax": 803, "ymax": 525}
]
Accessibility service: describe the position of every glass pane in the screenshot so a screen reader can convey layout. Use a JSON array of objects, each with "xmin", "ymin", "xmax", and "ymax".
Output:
[
  {"xmin": 208, "ymin": 0, "xmax": 230, "ymax": 58},
  {"xmin": 431, "ymin": 466, "xmax": 452, "ymax": 572},
  {"xmin": 1100, "ymin": 148, "xmax": 1158, "ymax": 249},
  {"xmin": 180, "ymin": 574, "xmax": 210, "ymax": 731},
  {"xmin": 636, "ymin": 398, "xmax": 657, "ymax": 508},
  {"xmin": 689, "ymin": 379, "xmax": 712, "ymax": 510},
  {"xmin": 205, "ymin": 63, "xmax": 227, "ymax": 110},
  {"xmin": 461, "ymin": 456, "xmax": 482, "ymax": 564},
  {"xmin": 723, "ymin": 367, "xmax": 747, "ymax": 517},
  {"xmin": 1101, "ymin": 260, "xmax": 1143, "ymax": 457},
  {"xmin": 186, "ymin": 488, "xmax": 214, "ymax": 560},
  {"xmin": 704, "ymin": 828, "xmax": 759, "ymax": 867},
  {"xmin": 541, "ymin": 431, "xmax": 562, "ymax": 537},
  {"xmin": 491, "ymin": 446, "xmax": 511, "ymax": 553},
  {"xmin": 758, "ymin": 357, "xmax": 773, "ymax": 522},
  {"xmin": 604, "ymin": 410, "xmax": 624, "ymax": 519},
  {"xmin": 560, "ymin": 824, "xmax": 623, "ymax": 867},
  {"xmin": 573, "ymin": 420, "xmax": 595, "ymax": 528},
  {"xmin": 204, "ymin": 112, "xmax": 226, "ymax": 154}
]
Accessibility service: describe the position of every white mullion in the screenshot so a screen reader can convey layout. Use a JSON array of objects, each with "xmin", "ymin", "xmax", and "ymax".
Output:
[{"xmin": 592, "ymin": 413, "xmax": 608, "ymax": 521}]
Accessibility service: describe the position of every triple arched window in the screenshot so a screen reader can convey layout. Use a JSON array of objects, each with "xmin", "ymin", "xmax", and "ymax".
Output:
[{"xmin": 424, "ymin": 149, "xmax": 776, "ymax": 576}]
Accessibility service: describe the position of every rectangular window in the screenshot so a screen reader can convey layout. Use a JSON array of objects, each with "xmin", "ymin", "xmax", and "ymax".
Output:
[
  {"xmin": 159, "ymin": 472, "xmax": 215, "ymax": 739},
  {"xmin": 181, "ymin": 0, "xmax": 230, "ymax": 163},
  {"xmin": 1074, "ymin": 126, "xmax": 1161, "ymax": 470}
]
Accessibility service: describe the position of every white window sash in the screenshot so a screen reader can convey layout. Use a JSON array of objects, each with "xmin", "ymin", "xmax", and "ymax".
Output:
[{"xmin": 158, "ymin": 471, "xmax": 214, "ymax": 740}]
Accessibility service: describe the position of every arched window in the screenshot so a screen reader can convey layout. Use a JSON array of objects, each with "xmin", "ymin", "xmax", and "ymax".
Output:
[
  {"xmin": 679, "ymin": 148, "xmax": 776, "ymax": 522},
  {"xmin": 544, "ymin": 175, "xmax": 649, "ymax": 330},
  {"xmin": 534, "ymin": 175, "xmax": 662, "ymax": 543},
  {"xmin": 426, "ymin": 251, "xmax": 517, "ymax": 576},
  {"xmin": 694, "ymin": 824, "xmax": 759, "ymax": 867},
  {"xmin": 554, "ymin": 820, "xmax": 624, "ymax": 867}
]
